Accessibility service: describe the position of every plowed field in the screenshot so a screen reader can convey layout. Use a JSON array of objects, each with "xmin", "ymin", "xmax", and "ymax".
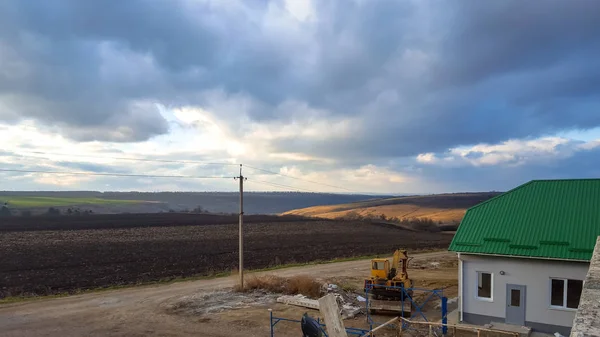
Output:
[{"xmin": 0, "ymin": 214, "xmax": 452, "ymax": 298}]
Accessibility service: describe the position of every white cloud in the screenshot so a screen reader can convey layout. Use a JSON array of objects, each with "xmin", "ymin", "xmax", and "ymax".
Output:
[
  {"xmin": 285, "ymin": 0, "xmax": 314, "ymax": 21},
  {"xmin": 417, "ymin": 137, "xmax": 596, "ymax": 168},
  {"xmin": 246, "ymin": 164, "xmax": 412, "ymax": 194},
  {"xmin": 416, "ymin": 153, "xmax": 436, "ymax": 163}
]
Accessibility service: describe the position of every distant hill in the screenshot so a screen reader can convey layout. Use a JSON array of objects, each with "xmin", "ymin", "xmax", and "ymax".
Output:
[
  {"xmin": 0, "ymin": 191, "xmax": 388, "ymax": 215},
  {"xmin": 282, "ymin": 192, "xmax": 502, "ymax": 224}
]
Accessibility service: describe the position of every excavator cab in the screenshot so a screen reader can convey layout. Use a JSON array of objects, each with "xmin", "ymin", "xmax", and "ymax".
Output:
[{"xmin": 370, "ymin": 259, "xmax": 389, "ymax": 279}]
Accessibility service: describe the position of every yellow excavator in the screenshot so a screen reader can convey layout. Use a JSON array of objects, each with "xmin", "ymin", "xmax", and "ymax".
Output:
[{"xmin": 364, "ymin": 249, "xmax": 413, "ymax": 316}]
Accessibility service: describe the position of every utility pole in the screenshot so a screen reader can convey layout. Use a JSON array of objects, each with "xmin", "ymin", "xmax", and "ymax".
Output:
[{"xmin": 235, "ymin": 164, "xmax": 247, "ymax": 290}]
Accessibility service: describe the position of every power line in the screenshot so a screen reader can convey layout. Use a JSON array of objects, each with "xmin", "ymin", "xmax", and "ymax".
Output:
[
  {"xmin": 9, "ymin": 152, "xmax": 361, "ymax": 193},
  {"xmin": 246, "ymin": 179, "xmax": 321, "ymax": 193},
  {"xmin": 244, "ymin": 165, "xmax": 358, "ymax": 193},
  {"xmin": 17, "ymin": 151, "xmax": 238, "ymax": 166},
  {"xmin": 0, "ymin": 168, "xmax": 233, "ymax": 179}
]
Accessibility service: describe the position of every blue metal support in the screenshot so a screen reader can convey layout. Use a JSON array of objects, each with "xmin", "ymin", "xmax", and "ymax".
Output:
[
  {"xmin": 412, "ymin": 291, "xmax": 436, "ymax": 321},
  {"xmin": 269, "ymin": 284, "xmax": 448, "ymax": 336},
  {"xmin": 270, "ymin": 309, "xmax": 274, "ymax": 337},
  {"xmin": 365, "ymin": 284, "xmax": 447, "ymax": 335},
  {"xmin": 442, "ymin": 296, "xmax": 448, "ymax": 335}
]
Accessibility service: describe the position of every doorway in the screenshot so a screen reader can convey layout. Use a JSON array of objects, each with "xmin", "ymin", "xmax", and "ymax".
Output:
[{"xmin": 505, "ymin": 284, "xmax": 526, "ymax": 326}]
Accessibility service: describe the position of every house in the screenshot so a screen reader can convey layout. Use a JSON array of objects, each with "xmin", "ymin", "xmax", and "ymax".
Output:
[{"xmin": 449, "ymin": 179, "xmax": 600, "ymax": 336}]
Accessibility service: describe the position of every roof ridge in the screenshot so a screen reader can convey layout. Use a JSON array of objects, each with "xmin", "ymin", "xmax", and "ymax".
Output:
[
  {"xmin": 461, "ymin": 180, "xmax": 536, "ymax": 213},
  {"xmin": 531, "ymin": 178, "xmax": 600, "ymax": 182},
  {"xmin": 462, "ymin": 178, "xmax": 600, "ymax": 214}
]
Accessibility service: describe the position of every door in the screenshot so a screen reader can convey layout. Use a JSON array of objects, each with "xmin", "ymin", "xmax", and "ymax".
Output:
[{"xmin": 506, "ymin": 284, "xmax": 526, "ymax": 326}]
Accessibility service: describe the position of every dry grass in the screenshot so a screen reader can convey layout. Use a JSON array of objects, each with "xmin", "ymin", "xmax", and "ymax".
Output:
[
  {"xmin": 321, "ymin": 206, "xmax": 466, "ymax": 224},
  {"xmin": 285, "ymin": 204, "xmax": 467, "ymax": 224},
  {"xmin": 282, "ymin": 192, "xmax": 500, "ymax": 224},
  {"xmin": 235, "ymin": 275, "xmax": 322, "ymax": 298}
]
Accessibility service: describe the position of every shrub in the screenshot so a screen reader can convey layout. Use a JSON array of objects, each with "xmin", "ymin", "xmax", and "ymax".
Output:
[
  {"xmin": 191, "ymin": 206, "xmax": 204, "ymax": 213},
  {"xmin": 344, "ymin": 211, "xmax": 363, "ymax": 221},
  {"xmin": 0, "ymin": 206, "xmax": 12, "ymax": 217},
  {"xmin": 237, "ymin": 275, "xmax": 322, "ymax": 298},
  {"xmin": 47, "ymin": 207, "xmax": 60, "ymax": 216},
  {"xmin": 438, "ymin": 224, "xmax": 459, "ymax": 232},
  {"xmin": 408, "ymin": 217, "xmax": 440, "ymax": 232}
]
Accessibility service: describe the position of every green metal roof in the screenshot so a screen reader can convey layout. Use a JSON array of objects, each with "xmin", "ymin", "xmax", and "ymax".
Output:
[{"xmin": 449, "ymin": 179, "xmax": 600, "ymax": 261}]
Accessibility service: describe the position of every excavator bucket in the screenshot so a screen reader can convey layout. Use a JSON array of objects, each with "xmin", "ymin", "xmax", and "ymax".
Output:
[{"xmin": 367, "ymin": 294, "xmax": 412, "ymax": 317}]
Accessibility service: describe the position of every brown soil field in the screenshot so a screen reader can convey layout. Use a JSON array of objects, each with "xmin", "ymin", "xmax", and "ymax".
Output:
[
  {"xmin": 283, "ymin": 192, "xmax": 500, "ymax": 223},
  {"xmin": 0, "ymin": 214, "xmax": 452, "ymax": 299}
]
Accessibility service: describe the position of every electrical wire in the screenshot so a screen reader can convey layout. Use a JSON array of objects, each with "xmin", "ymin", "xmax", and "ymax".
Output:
[
  {"xmin": 246, "ymin": 179, "xmax": 321, "ymax": 193},
  {"xmin": 17, "ymin": 151, "xmax": 238, "ymax": 166},
  {"xmin": 7, "ymin": 152, "xmax": 362, "ymax": 193},
  {"xmin": 244, "ymin": 165, "xmax": 358, "ymax": 193},
  {"xmin": 0, "ymin": 168, "xmax": 233, "ymax": 179}
]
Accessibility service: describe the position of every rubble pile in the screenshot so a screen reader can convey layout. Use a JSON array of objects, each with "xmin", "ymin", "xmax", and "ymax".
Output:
[{"xmin": 276, "ymin": 283, "xmax": 363, "ymax": 319}]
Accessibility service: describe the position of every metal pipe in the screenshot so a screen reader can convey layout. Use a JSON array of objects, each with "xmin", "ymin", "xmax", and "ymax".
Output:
[
  {"xmin": 269, "ymin": 309, "xmax": 274, "ymax": 337},
  {"xmin": 458, "ymin": 252, "xmax": 464, "ymax": 322}
]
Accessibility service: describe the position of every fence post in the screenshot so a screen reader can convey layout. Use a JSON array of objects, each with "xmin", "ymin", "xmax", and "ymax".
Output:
[
  {"xmin": 442, "ymin": 297, "xmax": 448, "ymax": 335},
  {"xmin": 365, "ymin": 286, "xmax": 369, "ymax": 323},
  {"xmin": 269, "ymin": 309, "xmax": 274, "ymax": 337},
  {"xmin": 401, "ymin": 286, "xmax": 404, "ymax": 318}
]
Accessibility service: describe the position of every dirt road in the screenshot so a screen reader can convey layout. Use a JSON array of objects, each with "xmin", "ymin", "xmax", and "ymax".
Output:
[{"xmin": 0, "ymin": 251, "xmax": 452, "ymax": 337}]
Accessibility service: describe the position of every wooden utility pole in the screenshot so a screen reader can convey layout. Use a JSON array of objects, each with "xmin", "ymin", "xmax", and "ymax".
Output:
[{"xmin": 236, "ymin": 164, "xmax": 246, "ymax": 290}]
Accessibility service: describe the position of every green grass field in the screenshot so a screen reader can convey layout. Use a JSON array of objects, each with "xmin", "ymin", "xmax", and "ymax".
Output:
[{"xmin": 0, "ymin": 196, "xmax": 142, "ymax": 208}]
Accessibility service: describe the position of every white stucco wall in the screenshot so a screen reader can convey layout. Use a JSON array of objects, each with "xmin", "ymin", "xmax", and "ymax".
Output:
[{"xmin": 461, "ymin": 254, "xmax": 589, "ymax": 329}]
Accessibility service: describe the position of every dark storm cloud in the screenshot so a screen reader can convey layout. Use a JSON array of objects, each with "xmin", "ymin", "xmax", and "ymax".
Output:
[
  {"xmin": 266, "ymin": 0, "xmax": 600, "ymax": 160},
  {"xmin": 1, "ymin": 0, "xmax": 600, "ymax": 155},
  {"xmin": 437, "ymin": 0, "xmax": 600, "ymax": 88}
]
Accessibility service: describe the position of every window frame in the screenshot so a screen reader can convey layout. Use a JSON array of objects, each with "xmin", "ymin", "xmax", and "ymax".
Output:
[
  {"xmin": 372, "ymin": 261, "xmax": 386, "ymax": 270},
  {"xmin": 475, "ymin": 271, "xmax": 493, "ymax": 302},
  {"xmin": 549, "ymin": 277, "xmax": 583, "ymax": 311}
]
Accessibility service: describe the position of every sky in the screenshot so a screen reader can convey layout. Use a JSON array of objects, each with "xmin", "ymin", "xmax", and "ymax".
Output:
[{"xmin": 1, "ymin": 0, "xmax": 600, "ymax": 194}]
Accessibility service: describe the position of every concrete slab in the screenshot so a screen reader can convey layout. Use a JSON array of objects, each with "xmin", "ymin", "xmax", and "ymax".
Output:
[
  {"xmin": 530, "ymin": 332, "xmax": 555, "ymax": 337},
  {"xmin": 487, "ymin": 322, "xmax": 531, "ymax": 337},
  {"xmin": 277, "ymin": 295, "xmax": 319, "ymax": 310},
  {"xmin": 319, "ymin": 294, "xmax": 348, "ymax": 337},
  {"xmin": 447, "ymin": 308, "xmax": 460, "ymax": 324}
]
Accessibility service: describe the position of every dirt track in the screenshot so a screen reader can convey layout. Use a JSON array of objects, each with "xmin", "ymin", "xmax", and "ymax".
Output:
[{"xmin": 0, "ymin": 251, "xmax": 452, "ymax": 337}]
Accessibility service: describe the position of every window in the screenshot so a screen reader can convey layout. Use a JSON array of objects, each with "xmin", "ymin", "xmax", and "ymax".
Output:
[
  {"xmin": 510, "ymin": 289, "xmax": 520, "ymax": 307},
  {"xmin": 372, "ymin": 261, "xmax": 386, "ymax": 270},
  {"xmin": 550, "ymin": 278, "xmax": 583, "ymax": 309},
  {"xmin": 477, "ymin": 272, "xmax": 492, "ymax": 300}
]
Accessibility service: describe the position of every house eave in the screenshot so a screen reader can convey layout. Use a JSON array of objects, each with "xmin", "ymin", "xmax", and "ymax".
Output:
[{"xmin": 450, "ymin": 251, "xmax": 590, "ymax": 263}]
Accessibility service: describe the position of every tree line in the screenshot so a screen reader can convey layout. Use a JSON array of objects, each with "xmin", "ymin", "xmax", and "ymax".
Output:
[{"xmin": 335, "ymin": 211, "xmax": 460, "ymax": 232}]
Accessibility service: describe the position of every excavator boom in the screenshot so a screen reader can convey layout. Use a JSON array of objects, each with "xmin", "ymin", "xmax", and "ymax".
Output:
[
  {"xmin": 390, "ymin": 249, "xmax": 409, "ymax": 281},
  {"xmin": 391, "ymin": 250, "xmax": 400, "ymax": 275}
]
